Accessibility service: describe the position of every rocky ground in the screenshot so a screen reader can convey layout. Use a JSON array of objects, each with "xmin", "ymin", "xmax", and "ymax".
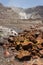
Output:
[
  {"xmin": 0, "ymin": 29, "xmax": 43, "ymax": 65},
  {"xmin": 0, "ymin": 46, "xmax": 43, "ymax": 65}
]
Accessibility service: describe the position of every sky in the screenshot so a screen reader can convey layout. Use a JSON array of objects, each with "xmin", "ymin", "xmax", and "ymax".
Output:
[{"xmin": 0, "ymin": 0, "xmax": 43, "ymax": 8}]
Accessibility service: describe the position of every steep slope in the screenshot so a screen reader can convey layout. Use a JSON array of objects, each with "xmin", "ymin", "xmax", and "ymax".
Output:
[
  {"xmin": 0, "ymin": 3, "xmax": 43, "ymax": 20},
  {"xmin": 12, "ymin": 7, "xmax": 27, "ymax": 19},
  {"xmin": 12, "ymin": 6, "xmax": 43, "ymax": 19},
  {"xmin": 0, "ymin": 3, "xmax": 20, "ymax": 25},
  {"xmin": 25, "ymin": 6, "xmax": 43, "ymax": 19},
  {"xmin": 12, "ymin": 7, "xmax": 24, "ymax": 13}
]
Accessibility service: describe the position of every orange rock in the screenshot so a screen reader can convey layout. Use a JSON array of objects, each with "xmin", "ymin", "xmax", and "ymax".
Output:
[{"xmin": 15, "ymin": 50, "xmax": 31, "ymax": 61}]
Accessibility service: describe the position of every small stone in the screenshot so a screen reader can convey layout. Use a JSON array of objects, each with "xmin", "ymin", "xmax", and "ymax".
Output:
[{"xmin": 4, "ymin": 50, "xmax": 10, "ymax": 57}]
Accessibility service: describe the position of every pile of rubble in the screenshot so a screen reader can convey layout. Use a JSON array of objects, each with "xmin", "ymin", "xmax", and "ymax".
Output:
[{"xmin": 1, "ymin": 29, "xmax": 43, "ymax": 61}]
